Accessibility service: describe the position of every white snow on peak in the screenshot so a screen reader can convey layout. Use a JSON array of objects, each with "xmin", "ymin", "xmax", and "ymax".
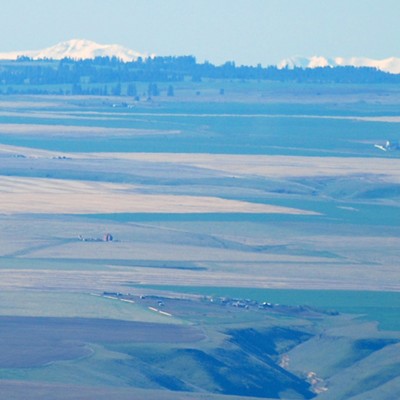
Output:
[
  {"xmin": 278, "ymin": 55, "xmax": 400, "ymax": 74},
  {"xmin": 0, "ymin": 39, "xmax": 151, "ymax": 61}
]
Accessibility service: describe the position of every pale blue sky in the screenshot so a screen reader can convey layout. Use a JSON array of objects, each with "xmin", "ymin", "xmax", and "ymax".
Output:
[{"xmin": 1, "ymin": 0, "xmax": 399, "ymax": 65}]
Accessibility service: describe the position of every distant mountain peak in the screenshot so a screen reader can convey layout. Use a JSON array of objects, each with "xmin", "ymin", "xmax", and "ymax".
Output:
[
  {"xmin": 0, "ymin": 39, "xmax": 151, "ymax": 61},
  {"xmin": 277, "ymin": 55, "xmax": 400, "ymax": 74}
]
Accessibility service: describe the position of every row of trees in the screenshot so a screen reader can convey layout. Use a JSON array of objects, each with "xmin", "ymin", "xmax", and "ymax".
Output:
[
  {"xmin": 0, "ymin": 55, "xmax": 399, "ymax": 93},
  {"xmin": 3, "ymin": 81, "xmax": 175, "ymax": 97}
]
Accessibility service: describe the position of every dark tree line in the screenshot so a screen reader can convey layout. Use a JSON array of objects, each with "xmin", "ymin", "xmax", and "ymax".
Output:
[{"xmin": 0, "ymin": 55, "xmax": 399, "ymax": 95}]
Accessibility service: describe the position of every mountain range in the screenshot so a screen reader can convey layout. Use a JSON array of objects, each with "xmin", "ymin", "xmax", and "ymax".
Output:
[
  {"xmin": 0, "ymin": 40, "xmax": 399, "ymax": 74},
  {"xmin": 278, "ymin": 55, "xmax": 400, "ymax": 74},
  {"xmin": 0, "ymin": 39, "xmax": 150, "ymax": 62}
]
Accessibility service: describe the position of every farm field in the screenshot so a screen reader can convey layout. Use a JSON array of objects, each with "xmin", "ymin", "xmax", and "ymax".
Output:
[{"xmin": 0, "ymin": 81, "xmax": 399, "ymax": 399}]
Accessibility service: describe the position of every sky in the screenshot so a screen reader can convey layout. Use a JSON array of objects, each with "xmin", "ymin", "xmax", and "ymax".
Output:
[{"xmin": 1, "ymin": 0, "xmax": 399, "ymax": 66}]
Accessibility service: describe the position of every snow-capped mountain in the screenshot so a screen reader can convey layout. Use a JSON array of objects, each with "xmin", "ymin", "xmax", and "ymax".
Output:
[
  {"xmin": 0, "ymin": 39, "xmax": 150, "ymax": 61},
  {"xmin": 278, "ymin": 56, "xmax": 400, "ymax": 74}
]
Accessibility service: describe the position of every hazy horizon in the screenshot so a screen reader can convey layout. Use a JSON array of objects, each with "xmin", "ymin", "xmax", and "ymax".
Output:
[{"xmin": 1, "ymin": 0, "xmax": 399, "ymax": 66}]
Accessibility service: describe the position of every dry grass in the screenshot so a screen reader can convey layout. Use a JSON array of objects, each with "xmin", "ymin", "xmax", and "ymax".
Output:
[
  {"xmin": 101, "ymin": 153, "xmax": 400, "ymax": 182},
  {"xmin": 0, "ymin": 176, "xmax": 316, "ymax": 215},
  {"xmin": 0, "ymin": 123, "xmax": 180, "ymax": 136},
  {"xmin": 2, "ymin": 143, "xmax": 399, "ymax": 182},
  {"xmin": 0, "ymin": 262, "xmax": 398, "ymax": 292}
]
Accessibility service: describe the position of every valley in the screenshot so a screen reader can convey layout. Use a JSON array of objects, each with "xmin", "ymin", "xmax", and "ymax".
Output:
[{"xmin": 0, "ymin": 82, "xmax": 399, "ymax": 399}]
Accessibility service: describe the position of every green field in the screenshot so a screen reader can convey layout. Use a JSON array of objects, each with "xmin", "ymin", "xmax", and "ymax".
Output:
[{"xmin": 134, "ymin": 285, "xmax": 400, "ymax": 330}]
